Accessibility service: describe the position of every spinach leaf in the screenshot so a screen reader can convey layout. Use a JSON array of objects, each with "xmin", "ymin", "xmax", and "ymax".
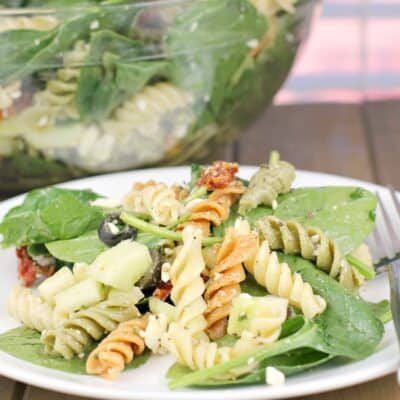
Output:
[
  {"xmin": 0, "ymin": 326, "xmax": 150, "ymax": 374},
  {"xmin": 169, "ymin": 255, "xmax": 384, "ymax": 388},
  {"xmin": 368, "ymin": 300, "xmax": 392, "ymax": 324},
  {"xmin": 274, "ymin": 187, "xmax": 377, "ymax": 254},
  {"xmin": 240, "ymin": 274, "xmax": 267, "ymax": 296},
  {"xmin": 0, "ymin": 187, "xmax": 102, "ymax": 247},
  {"xmin": 76, "ymin": 30, "xmax": 167, "ymax": 121},
  {"xmin": 45, "ymin": 230, "xmax": 107, "ymax": 264},
  {"xmin": 165, "ymin": 0, "xmax": 266, "ymax": 119},
  {"xmin": 0, "ymin": 6, "xmax": 138, "ymax": 84}
]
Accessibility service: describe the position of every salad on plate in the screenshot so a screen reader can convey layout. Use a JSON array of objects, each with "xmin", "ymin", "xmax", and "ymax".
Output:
[{"xmin": 0, "ymin": 153, "xmax": 390, "ymax": 388}]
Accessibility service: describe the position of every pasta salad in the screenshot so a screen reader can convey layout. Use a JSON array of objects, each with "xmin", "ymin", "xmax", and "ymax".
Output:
[{"xmin": 0, "ymin": 153, "xmax": 389, "ymax": 388}]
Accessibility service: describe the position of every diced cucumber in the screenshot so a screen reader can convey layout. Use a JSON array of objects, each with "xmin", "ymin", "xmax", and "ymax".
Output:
[
  {"xmin": 149, "ymin": 297, "xmax": 175, "ymax": 323},
  {"xmin": 38, "ymin": 267, "xmax": 75, "ymax": 305},
  {"xmin": 73, "ymin": 262, "xmax": 90, "ymax": 282},
  {"xmin": 55, "ymin": 278, "xmax": 106, "ymax": 313},
  {"xmin": 91, "ymin": 240, "xmax": 152, "ymax": 291},
  {"xmin": 228, "ymin": 295, "xmax": 288, "ymax": 336},
  {"xmin": 108, "ymin": 287, "xmax": 144, "ymax": 304}
]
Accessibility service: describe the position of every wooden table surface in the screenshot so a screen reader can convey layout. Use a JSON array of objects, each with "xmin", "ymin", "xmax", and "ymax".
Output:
[{"xmin": 1, "ymin": 100, "xmax": 400, "ymax": 399}]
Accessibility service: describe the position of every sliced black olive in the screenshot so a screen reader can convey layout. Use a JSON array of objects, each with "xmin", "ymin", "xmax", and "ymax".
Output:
[
  {"xmin": 98, "ymin": 213, "xmax": 137, "ymax": 247},
  {"xmin": 137, "ymin": 249, "xmax": 162, "ymax": 291}
]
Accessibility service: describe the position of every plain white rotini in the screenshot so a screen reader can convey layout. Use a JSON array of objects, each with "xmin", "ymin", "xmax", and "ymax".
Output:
[
  {"xmin": 34, "ymin": 41, "xmax": 90, "ymax": 121},
  {"xmin": 101, "ymin": 82, "xmax": 195, "ymax": 156},
  {"xmin": 144, "ymin": 313, "xmax": 169, "ymax": 354},
  {"xmin": 7, "ymin": 285, "xmax": 61, "ymax": 332},
  {"xmin": 0, "ymin": 16, "xmax": 58, "ymax": 32},
  {"xmin": 41, "ymin": 292, "xmax": 140, "ymax": 359},
  {"xmin": 169, "ymin": 226, "xmax": 208, "ymax": 339},
  {"xmin": 164, "ymin": 323, "xmax": 232, "ymax": 371},
  {"xmin": 123, "ymin": 180, "xmax": 184, "ymax": 226},
  {"xmin": 245, "ymin": 240, "xmax": 327, "ymax": 319}
]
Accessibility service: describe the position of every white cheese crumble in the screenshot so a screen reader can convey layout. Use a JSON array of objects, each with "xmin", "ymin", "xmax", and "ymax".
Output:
[
  {"xmin": 246, "ymin": 38, "xmax": 259, "ymax": 49},
  {"xmin": 239, "ymin": 293, "xmax": 252, "ymax": 299},
  {"xmin": 90, "ymin": 20, "xmax": 99, "ymax": 30},
  {"xmin": 37, "ymin": 115, "xmax": 49, "ymax": 127},
  {"xmin": 265, "ymin": 367, "xmax": 285, "ymax": 385},
  {"xmin": 189, "ymin": 21, "xmax": 198, "ymax": 32},
  {"xmin": 91, "ymin": 197, "xmax": 122, "ymax": 209},
  {"xmin": 272, "ymin": 200, "xmax": 278, "ymax": 210}
]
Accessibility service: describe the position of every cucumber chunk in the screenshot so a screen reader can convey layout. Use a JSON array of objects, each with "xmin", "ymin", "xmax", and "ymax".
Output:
[
  {"xmin": 55, "ymin": 278, "xmax": 106, "ymax": 313},
  {"xmin": 149, "ymin": 297, "xmax": 175, "ymax": 323},
  {"xmin": 38, "ymin": 267, "xmax": 75, "ymax": 305},
  {"xmin": 91, "ymin": 240, "xmax": 152, "ymax": 291},
  {"xmin": 108, "ymin": 287, "xmax": 144, "ymax": 304},
  {"xmin": 228, "ymin": 295, "xmax": 288, "ymax": 336}
]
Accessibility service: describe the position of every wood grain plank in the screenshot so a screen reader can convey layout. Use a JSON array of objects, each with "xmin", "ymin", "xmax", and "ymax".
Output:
[
  {"xmin": 364, "ymin": 100, "xmax": 400, "ymax": 187},
  {"xmin": 0, "ymin": 377, "xmax": 19, "ymax": 400},
  {"xmin": 238, "ymin": 103, "xmax": 374, "ymax": 181},
  {"xmin": 303, "ymin": 374, "xmax": 399, "ymax": 400},
  {"xmin": 23, "ymin": 386, "xmax": 87, "ymax": 400}
]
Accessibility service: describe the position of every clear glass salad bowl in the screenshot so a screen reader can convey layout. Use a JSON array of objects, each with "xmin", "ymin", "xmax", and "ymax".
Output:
[{"xmin": 0, "ymin": 0, "xmax": 318, "ymax": 195}]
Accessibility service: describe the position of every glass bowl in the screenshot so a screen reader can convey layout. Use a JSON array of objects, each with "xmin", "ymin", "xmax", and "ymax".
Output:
[{"xmin": 0, "ymin": 0, "xmax": 318, "ymax": 195}]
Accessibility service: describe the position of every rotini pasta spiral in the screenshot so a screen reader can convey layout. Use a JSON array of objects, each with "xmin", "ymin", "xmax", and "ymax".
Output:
[
  {"xmin": 239, "ymin": 159, "xmax": 295, "ymax": 214},
  {"xmin": 123, "ymin": 180, "xmax": 185, "ymax": 226},
  {"xmin": 41, "ymin": 292, "xmax": 140, "ymax": 359},
  {"xmin": 86, "ymin": 317, "xmax": 147, "ymax": 380},
  {"xmin": 257, "ymin": 216, "xmax": 360, "ymax": 289},
  {"xmin": 164, "ymin": 322, "xmax": 233, "ymax": 371},
  {"xmin": 0, "ymin": 16, "xmax": 58, "ymax": 32},
  {"xmin": 182, "ymin": 180, "xmax": 245, "ymax": 236},
  {"xmin": 101, "ymin": 82, "xmax": 195, "ymax": 167},
  {"xmin": 244, "ymin": 239, "xmax": 327, "ymax": 319},
  {"xmin": 164, "ymin": 320, "xmax": 284, "ymax": 375},
  {"xmin": 34, "ymin": 41, "xmax": 89, "ymax": 121},
  {"xmin": 7, "ymin": 285, "xmax": 62, "ymax": 332},
  {"xmin": 144, "ymin": 313, "xmax": 169, "ymax": 354},
  {"xmin": 204, "ymin": 227, "xmax": 258, "ymax": 340},
  {"xmin": 169, "ymin": 226, "xmax": 208, "ymax": 339}
]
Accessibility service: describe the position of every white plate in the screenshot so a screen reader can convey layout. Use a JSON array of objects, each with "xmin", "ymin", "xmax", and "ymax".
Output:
[{"xmin": 0, "ymin": 167, "xmax": 397, "ymax": 400}]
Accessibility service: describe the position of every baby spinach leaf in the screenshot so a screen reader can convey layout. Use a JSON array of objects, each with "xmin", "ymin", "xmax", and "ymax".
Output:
[
  {"xmin": 0, "ymin": 326, "xmax": 150, "ymax": 374},
  {"xmin": 77, "ymin": 30, "xmax": 167, "ymax": 121},
  {"xmin": 274, "ymin": 187, "xmax": 377, "ymax": 255},
  {"xmin": 367, "ymin": 300, "xmax": 392, "ymax": 324},
  {"xmin": 166, "ymin": 0, "xmax": 266, "ymax": 117},
  {"xmin": 0, "ymin": 6, "xmax": 139, "ymax": 84},
  {"xmin": 279, "ymin": 254, "xmax": 384, "ymax": 359},
  {"xmin": 0, "ymin": 187, "xmax": 102, "ymax": 247},
  {"xmin": 46, "ymin": 230, "xmax": 107, "ymax": 264},
  {"xmin": 240, "ymin": 274, "xmax": 268, "ymax": 296}
]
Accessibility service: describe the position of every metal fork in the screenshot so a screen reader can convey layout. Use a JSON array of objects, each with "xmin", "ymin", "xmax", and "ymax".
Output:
[{"xmin": 368, "ymin": 186, "xmax": 400, "ymax": 382}]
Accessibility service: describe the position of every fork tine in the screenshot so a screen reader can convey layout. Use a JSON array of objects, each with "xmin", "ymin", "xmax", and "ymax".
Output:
[{"xmin": 376, "ymin": 191, "xmax": 399, "ymax": 258}]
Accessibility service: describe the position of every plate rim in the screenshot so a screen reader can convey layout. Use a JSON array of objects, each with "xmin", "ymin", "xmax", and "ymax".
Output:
[{"xmin": 0, "ymin": 166, "xmax": 397, "ymax": 400}]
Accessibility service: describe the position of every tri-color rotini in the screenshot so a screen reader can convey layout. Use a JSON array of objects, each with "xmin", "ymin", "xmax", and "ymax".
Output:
[
  {"xmin": 41, "ymin": 293, "xmax": 140, "ymax": 359},
  {"xmin": 86, "ymin": 317, "xmax": 147, "ymax": 379}
]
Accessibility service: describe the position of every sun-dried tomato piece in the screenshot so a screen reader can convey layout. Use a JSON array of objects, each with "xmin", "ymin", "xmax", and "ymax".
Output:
[
  {"xmin": 197, "ymin": 161, "xmax": 239, "ymax": 190},
  {"xmin": 16, "ymin": 247, "xmax": 38, "ymax": 287},
  {"xmin": 152, "ymin": 281, "xmax": 173, "ymax": 301}
]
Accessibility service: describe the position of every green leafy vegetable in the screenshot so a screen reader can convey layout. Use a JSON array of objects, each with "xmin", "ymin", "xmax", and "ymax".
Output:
[
  {"xmin": 166, "ymin": 0, "xmax": 266, "ymax": 119},
  {"xmin": 0, "ymin": 187, "xmax": 102, "ymax": 247},
  {"xmin": 368, "ymin": 300, "xmax": 392, "ymax": 324},
  {"xmin": 76, "ymin": 30, "xmax": 167, "ymax": 121},
  {"xmin": 45, "ymin": 230, "xmax": 107, "ymax": 264},
  {"xmin": 274, "ymin": 187, "xmax": 377, "ymax": 254},
  {"xmin": 0, "ymin": 326, "xmax": 150, "ymax": 374}
]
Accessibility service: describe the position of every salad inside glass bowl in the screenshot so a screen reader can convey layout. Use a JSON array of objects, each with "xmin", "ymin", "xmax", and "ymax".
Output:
[{"xmin": 0, "ymin": 0, "xmax": 317, "ymax": 194}]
